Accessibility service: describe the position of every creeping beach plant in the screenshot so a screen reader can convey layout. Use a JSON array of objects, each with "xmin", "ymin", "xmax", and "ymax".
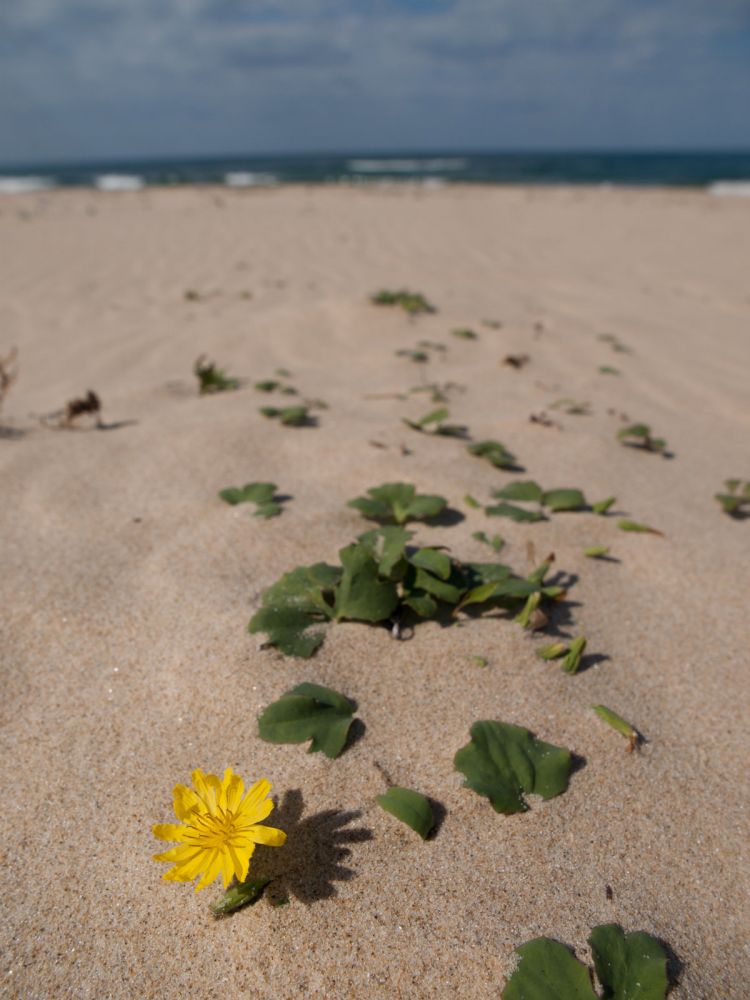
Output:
[{"xmin": 153, "ymin": 768, "xmax": 286, "ymax": 891}]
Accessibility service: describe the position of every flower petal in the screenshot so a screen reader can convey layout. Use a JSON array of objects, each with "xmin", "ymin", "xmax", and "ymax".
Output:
[
  {"xmin": 246, "ymin": 824, "xmax": 287, "ymax": 847},
  {"xmin": 237, "ymin": 779, "xmax": 272, "ymax": 822},
  {"xmin": 173, "ymin": 783, "xmax": 203, "ymax": 822},
  {"xmin": 195, "ymin": 849, "xmax": 224, "ymax": 892},
  {"xmin": 152, "ymin": 823, "xmax": 188, "ymax": 843}
]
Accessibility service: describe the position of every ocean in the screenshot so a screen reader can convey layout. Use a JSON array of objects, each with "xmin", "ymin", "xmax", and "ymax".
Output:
[{"xmin": 1, "ymin": 150, "xmax": 750, "ymax": 195}]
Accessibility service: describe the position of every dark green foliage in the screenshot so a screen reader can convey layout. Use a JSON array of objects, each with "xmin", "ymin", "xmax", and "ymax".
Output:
[
  {"xmin": 403, "ymin": 407, "xmax": 467, "ymax": 437},
  {"xmin": 194, "ymin": 355, "xmax": 240, "ymax": 394},
  {"xmin": 348, "ymin": 483, "xmax": 447, "ymax": 525},
  {"xmin": 260, "ymin": 405, "xmax": 311, "ymax": 426},
  {"xmin": 376, "ymin": 787, "xmax": 434, "ymax": 838},
  {"xmin": 485, "ymin": 502, "xmax": 546, "ymax": 523},
  {"xmin": 589, "ymin": 925, "xmax": 668, "ymax": 999},
  {"xmin": 454, "ymin": 720, "xmax": 572, "ymax": 814},
  {"xmin": 503, "ymin": 926, "xmax": 669, "ymax": 1000},
  {"xmin": 715, "ymin": 478, "xmax": 750, "ymax": 517},
  {"xmin": 249, "ymin": 527, "xmax": 571, "ymax": 657},
  {"xmin": 617, "ymin": 423, "xmax": 667, "ymax": 454},
  {"xmin": 258, "ymin": 682, "xmax": 355, "ymax": 758},
  {"xmin": 219, "ymin": 481, "xmax": 282, "ymax": 518},
  {"xmin": 371, "ymin": 289, "xmax": 436, "ymax": 314},
  {"xmin": 503, "ymin": 938, "xmax": 598, "ymax": 1000},
  {"xmin": 467, "ymin": 440, "xmax": 519, "ymax": 470}
]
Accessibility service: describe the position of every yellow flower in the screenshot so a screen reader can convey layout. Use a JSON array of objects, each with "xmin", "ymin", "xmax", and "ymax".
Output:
[{"xmin": 152, "ymin": 768, "xmax": 286, "ymax": 892}]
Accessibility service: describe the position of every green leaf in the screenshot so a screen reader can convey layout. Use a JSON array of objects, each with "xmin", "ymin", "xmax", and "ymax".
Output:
[
  {"xmin": 376, "ymin": 787, "xmax": 434, "ymax": 839},
  {"xmin": 371, "ymin": 289, "xmax": 436, "ymax": 314},
  {"xmin": 537, "ymin": 642, "xmax": 568, "ymax": 661},
  {"xmin": 413, "ymin": 407, "xmax": 449, "ymax": 427},
  {"xmin": 584, "ymin": 545, "xmax": 610, "ymax": 558},
  {"xmin": 454, "ymin": 581, "xmax": 504, "ymax": 614},
  {"xmin": 589, "ymin": 924, "xmax": 668, "ymax": 1000},
  {"xmin": 471, "ymin": 655, "xmax": 489, "ymax": 668},
  {"xmin": 258, "ymin": 682, "xmax": 355, "ymax": 758},
  {"xmin": 248, "ymin": 606, "xmax": 326, "ymax": 658},
  {"xmin": 485, "ymin": 502, "xmax": 546, "ymax": 523},
  {"xmin": 617, "ymin": 424, "xmax": 667, "ymax": 453},
  {"xmin": 261, "ymin": 563, "xmax": 341, "ymax": 616},
  {"xmin": 452, "ymin": 327, "xmax": 478, "ymax": 340},
  {"xmin": 255, "ymin": 502, "xmax": 282, "ymax": 519},
  {"xmin": 210, "ymin": 876, "xmax": 272, "ymax": 916},
  {"xmin": 592, "ymin": 705, "xmax": 640, "ymax": 750},
  {"xmin": 561, "ymin": 636, "xmax": 587, "ymax": 674},
  {"xmin": 599, "ymin": 365, "xmax": 621, "ymax": 375},
  {"xmin": 592, "ymin": 496, "xmax": 617, "ymax": 515},
  {"xmin": 542, "ymin": 488, "xmax": 586, "ymax": 512},
  {"xmin": 194, "ymin": 356, "xmax": 240, "ymax": 394},
  {"xmin": 472, "ymin": 531, "xmax": 505, "ymax": 552},
  {"xmin": 467, "ymin": 440, "xmax": 518, "ymax": 470},
  {"xmin": 347, "ymin": 483, "xmax": 447, "ymax": 525},
  {"xmin": 515, "ymin": 592, "xmax": 541, "ymax": 629},
  {"xmin": 260, "ymin": 405, "xmax": 310, "ymax": 426},
  {"xmin": 492, "ymin": 480, "xmax": 543, "ymax": 503},
  {"xmin": 464, "ymin": 494, "xmax": 482, "ymax": 509},
  {"xmin": 403, "ymin": 592, "xmax": 438, "ymax": 617},
  {"xmin": 617, "ymin": 519, "xmax": 663, "ymax": 536},
  {"xmin": 254, "ymin": 379, "xmax": 280, "ymax": 392},
  {"xmin": 334, "ymin": 543, "xmax": 399, "ymax": 622},
  {"xmin": 357, "ymin": 526, "xmax": 412, "ymax": 577},
  {"xmin": 219, "ymin": 482, "xmax": 279, "ymax": 516},
  {"xmin": 411, "ymin": 566, "xmax": 464, "ymax": 604},
  {"xmin": 454, "ymin": 720, "xmax": 572, "ymax": 814},
  {"xmin": 409, "ymin": 547, "xmax": 452, "ymax": 580},
  {"xmin": 502, "ymin": 938, "xmax": 598, "ymax": 1000}
]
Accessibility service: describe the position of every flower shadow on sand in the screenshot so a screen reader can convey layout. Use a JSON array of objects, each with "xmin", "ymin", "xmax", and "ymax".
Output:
[{"xmin": 253, "ymin": 788, "xmax": 373, "ymax": 905}]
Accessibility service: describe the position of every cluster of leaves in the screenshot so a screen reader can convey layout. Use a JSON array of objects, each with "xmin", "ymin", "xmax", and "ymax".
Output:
[
  {"xmin": 371, "ymin": 289, "xmax": 436, "ymax": 315},
  {"xmin": 254, "ymin": 372, "xmax": 297, "ymax": 395},
  {"xmin": 194, "ymin": 355, "xmax": 240, "ymax": 394},
  {"xmin": 219, "ymin": 481, "xmax": 284, "ymax": 519},
  {"xmin": 715, "ymin": 479, "xmax": 750, "ymax": 517},
  {"xmin": 403, "ymin": 407, "xmax": 466, "ymax": 437},
  {"xmin": 503, "ymin": 925, "xmax": 668, "ymax": 999},
  {"xmin": 485, "ymin": 480, "xmax": 588, "ymax": 522},
  {"xmin": 248, "ymin": 526, "xmax": 567, "ymax": 658},
  {"xmin": 468, "ymin": 440, "xmax": 520, "ymax": 471},
  {"xmin": 617, "ymin": 423, "xmax": 668, "ymax": 454},
  {"xmin": 347, "ymin": 482, "xmax": 447, "ymax": 525},
  {"xmin": 260, "ymin": 405, "xmax": 311, "ymax": 426}
]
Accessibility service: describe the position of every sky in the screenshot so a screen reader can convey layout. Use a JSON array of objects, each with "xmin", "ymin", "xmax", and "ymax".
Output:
[{"xmin": 1, "ymin": 0, "xmax": 749, "ymax": 165}]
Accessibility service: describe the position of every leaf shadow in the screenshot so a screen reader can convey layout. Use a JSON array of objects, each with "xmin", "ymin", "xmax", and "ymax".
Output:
[
  {"xmin": 0, "ymin": 425, "xmax": 26, "ymax": 440},
  {"xmin": 97, "ymin": 419, "xmax": 139, "ymax": 432},
  {"xmin": 577, "ymin": 652, "xmax": 610, "ymax": 673},
  {"xmin": 661, "ymin": 937, "xmax": 684, "ymax": 992},
  {"xmin": 425, "ymin": 506, "xmax": 465, "ymax": 528},
  {"xmin": 425, "ymin": 797, "xmax": 447, "ymax": 839},
  {"xmin": 254, "ymin": 789, "xmax": 374, "ymax": 905}
]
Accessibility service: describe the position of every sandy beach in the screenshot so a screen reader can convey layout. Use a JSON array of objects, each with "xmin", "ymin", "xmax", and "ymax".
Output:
[{"xmin": 1, "ymin": 183, "xmax": 749, "ymax": 998}]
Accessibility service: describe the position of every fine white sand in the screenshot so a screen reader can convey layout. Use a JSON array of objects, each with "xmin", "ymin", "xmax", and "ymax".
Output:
[{"xmin": 1, "ymin": 184, "xmax": 749, "ymax": 998}]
